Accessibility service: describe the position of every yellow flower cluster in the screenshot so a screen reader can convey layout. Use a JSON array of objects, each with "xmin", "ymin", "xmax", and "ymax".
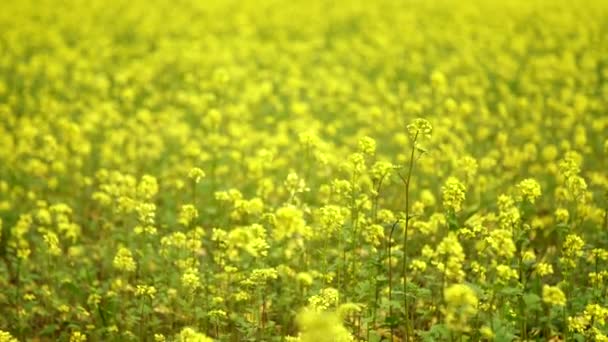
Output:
[
  {"xmin": 135, "ymin": 284, "xmax": 157, "ymax": 299},
  {"xmin": 542, "ymin": 285, "xmax": 566, "ymax": 307},
  {"xmin": 443, "ymin": 284, "xmax": 478, "ymax": 332},
  {"xmin": 0, "ymin": 331, "xmax": 18, "ymax": 342},
  {"xmin": 176, "ymin": 327, "xmax": 213, "ymax": 342},
  {"xmin": 433, "ymin": 233, "xmax": 466, "ymax": 282},
  {"xmin": 1, "ymin": 0, "xmax": 607, "ymax": 340},
  {"xmin": 442, "ymin": 177, "xmax": 466, "ymax": 213},
  {"xmin": 295, "ymin": 309, "xmax": 353, "ymax": 342},
  {"xmin": 406, "ymin": 118, "xmax": 433, "ymax": 140},
  {"xmin": 516, "ymin": 178, "xmax": 542, "ymax": 203},
  {"xmin": 569, "ymin": 304, "xmax": 608, "ymax": 341},
  {"xmin": 69, "ymin": 331, "xmax": 87, "ymax": 342},
  {"xmin": 308, "ymin": 288, "xmax": 340, "ymax": 311},
  {"xmin": 113, "ymin": 246, "xmax": 137, "ymax": 273}
]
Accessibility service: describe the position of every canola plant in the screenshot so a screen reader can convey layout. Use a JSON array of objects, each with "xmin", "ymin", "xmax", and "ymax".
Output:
[{"xmin": 0, "ymin": 0, "xmax": 608, "ymax": 341}]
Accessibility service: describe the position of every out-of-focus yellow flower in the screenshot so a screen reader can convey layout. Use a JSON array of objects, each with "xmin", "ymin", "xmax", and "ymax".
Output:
[
  {"xmin": 113, "ymin": 247, "xmax": 136, "ymax": 272},
  {"xmin": 176, "ymin": 327, "xmax": 213, "ymax": 342},
  {"xmin": 542, "ymin": 285, "xmax": 566, "ymax": 307},
  {"xmin": 296, "ymin": 309, "xmax": 353, "ymax": 342},
  {"xmin": 443, "ymin": 284, "xmax": 478, "ymax": 332},
  {"xmin": 69, "ymin": 331, "xmax": 87, "ymax": 342}
]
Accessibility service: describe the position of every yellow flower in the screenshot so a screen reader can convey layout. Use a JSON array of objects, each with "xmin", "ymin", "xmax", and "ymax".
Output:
[
  {"xmin": 561, "ymin": 234, "xmax": 585, "ymax": 269},
  {"xmin": 297, "ymin": 272, "xmax": 314, "ymax": 287},
  {"xmin": 0, "ymin": 330, "xmax": 18, "ymax": 342},
  {"xmin": 480, "ymin": 326, "xmax": 495, "ymax": 339},
  {"xmin": 554, "ymin": 208, "xmax": 569, "ymax": 223},
  {"xmin": 69, "ymin": 331, "xmax": 87, "ymax": 342},
  {"xmin": 176, "ymin": 327, "xmax": 213, "ymax": 342},
  {"xmin": 178, "ymin": 204, "xmax": 199, "ymax": 226},
  {"xmin": 535, "ymin": 263, "xmax": 554, "ymax": 277},
  {"xmin": 187, "ymin": 167, "xmax": 206, "ymax": 184},
  {"xmin": 296, "ymin": 309, "xmax": 353, "ymax": 342},
  {"xmin": 308, "ymin": 288, "xmax": 340, "ymax": 311},
  {"xmin": 113, "ymin": 247, "xmax": 136, "ymax": 273},
  {"xmin": 135, "ymin": 285, "xmax": 156, "ymax": 299},
  {"xmin": 443, "ymin": 284, "xmax": 478, "ymax": 332},
  {"xmin": 406, "ymin": 118, "xmax": 433, "ymax": 140},
  {"xmin": 357, "ymin": 136, "xmax": 376, "ymax": 156},
  {"xmin": 137, "ymin": 175, "xmax": 158, "ymax": 200},
  {"xmin": 542, "ymin": 285, "xmax": 566, "ymax": 307},
  {"xmin": 495, "ymin": 264, "xmax": 518, "ymax": 283},
  {"xmin": 442, "ymin": 177, "xmax": 466, "ymax": 212},
  {"xmin": 42, "ymin": 231, "xmax": 61, "ymax": 256},
  {"xmin": 181, "ymin": 268, "xmax": 201, "ymax": 291},
  {"xmin": 516, "ymin": 178, "xmax": 542, "ymax": 203},
  {"xmin": 434, "ymin": 232, "xmax": 466, "ymax": 282}
]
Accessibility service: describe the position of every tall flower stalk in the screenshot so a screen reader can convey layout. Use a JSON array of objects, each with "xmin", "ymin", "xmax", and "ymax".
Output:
[{"xmin": 398, "ymin": 118, "xmax": 432, "ymax": 340}]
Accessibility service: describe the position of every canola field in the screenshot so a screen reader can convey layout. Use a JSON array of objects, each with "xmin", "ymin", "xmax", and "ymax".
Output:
[{"xmin": 1, "ymin": 0, "xmax": 608, "ymax": 341}]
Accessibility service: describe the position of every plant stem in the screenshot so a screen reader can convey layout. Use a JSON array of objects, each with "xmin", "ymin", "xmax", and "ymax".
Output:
[
  {"xmin": 139, "ymin": 298, "xmax": 146, "ymax": 341},
  {"xmin": 387, "ymin": 220, "xmax": 399, "ymax": 342},
  {"xmin": 400, "ymin": 131, "xmax": 418, "ymax": 340},
  {"xmin": 371, "ymin": 175, "xmax": 387, "ymax": 334}
]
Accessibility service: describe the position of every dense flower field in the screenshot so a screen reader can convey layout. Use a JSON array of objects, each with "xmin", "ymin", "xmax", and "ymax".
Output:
[{"xmin": 1, "ymin": 0, "xmax": 608, "ymax": 341}]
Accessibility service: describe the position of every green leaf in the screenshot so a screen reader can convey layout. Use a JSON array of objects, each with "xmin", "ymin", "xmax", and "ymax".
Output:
[
  {"xmin": 523, "ymin": 293, "xmax": 542, "ymax": 311},
  {"xmin": 384, "ymin": 315, "xmax": 400, "ymax": 328},
  {"xmin": 447, "ymin": 211, "xmax": 459, "ymax": 231},
  {"xmin": 421, "ymin": 323, "xmax": 450, "ymax": 342},
  {"xmin": 367, "ymin": 330, "xmax": 383, "ymax": 342},
  {"xmin": 500, "ymin": 286, "xmax": 522, "ymax": 297},
  {"xmin": 39, "ymin": 324, "xmax": 59, "ymax": 336},
  {"xmin": 492, "ymin": 317, "xmax": 516, "ymax": 342}
]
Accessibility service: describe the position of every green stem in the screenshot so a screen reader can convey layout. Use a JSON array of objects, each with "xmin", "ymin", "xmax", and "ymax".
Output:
[
  {"xmin": 139, "ymin": 298, "xmax": 146, "ymax": 341},
  {"xmin": 401, "ymin": 132, "xmax": 419, "ymax": 340},
  {"xmin": 387, "ymin": 220, "xmax": 399, "ymax": 342}
]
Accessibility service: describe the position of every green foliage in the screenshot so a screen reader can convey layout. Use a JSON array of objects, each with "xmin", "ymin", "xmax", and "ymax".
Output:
[{"xmin": 1, "ymin": 0, "xmax": 608, "ymax": 341}]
